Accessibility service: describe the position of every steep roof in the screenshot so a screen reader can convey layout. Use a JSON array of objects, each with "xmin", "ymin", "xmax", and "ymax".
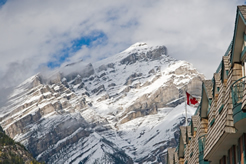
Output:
[
  {"xmin": 178, "ymin": 126, "xmax": 187, "ymax": 158},
  {"xmin": 231, "ymin": 5, "xmax": 246, "ymax": 65},
  {"xmin": 167, "ymin": 148, "xmax": 176, "ymax": 164},
  {"xmin": 200, "ymin": 80, "xmax": 213, "ymax": 118},
  {"xmin": 187, "ymin": 126, "xmax": 191, "ymax": 137},
  {"xmin": 186, "ymin": 126, "xmax": 192, "ymax": 144},
  {"xmin": 203, "ymin": 80, "xmax": 213, "ymax": 99},
  {"xmin": 180, "ymin": 126, "xmax": 187, "ymax": 144},
  {"xmin": 191, "ymin": 115, "xmax": 199, "ymax": 128},
  {"xmin": 238, "ymin": 5, "xmax": 246, "ymax": 19}
]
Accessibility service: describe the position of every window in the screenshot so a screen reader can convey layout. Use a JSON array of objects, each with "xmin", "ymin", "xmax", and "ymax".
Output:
[
  {"xmin": 190, "ymin": 152, "xmax": 193, "ymax": 158},
  {"xmin": 219, "ymin": 104, "xmax": 224, "ymax": 114},
  {"xmin": 223, "ymin": 67, "xmax": 228, "ymax": 82},
  {"xmin": 210, "ymin": 119, "xmax": 215, "ymax": 127},
  {"xmin": 237, "ymin": 134, "xmax": 246, "ymax": 164},
  {"xmin": 226, "ymin": 70, "xmax": 229, "ymax": 76},
  {"xmin": 220, "ymin": 156, "xmax": 226, "ymax": 164},
  {"xmin": 244, "ymin": 134, "xmax": 246, "ymax": 164},
  {"xmin": 228, "ymin": 146, "xmax": 236, "ymax": 164},
  {"xmin": 242, "ymin": 59, "xmax": 246, "ymax": 77},
  {"xmin": 238, "ymin": 137, "xmax": 241, "ymax": 164},
  {"xmin": 194, "ymin": 127, "xmax": 197, "ymax": 137},
  {"xmin": 242, "ymin": 60, "xmax": 246, "ymax": 77}
]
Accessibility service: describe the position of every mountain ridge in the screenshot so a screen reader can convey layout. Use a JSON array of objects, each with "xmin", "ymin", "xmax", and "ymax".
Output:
[{"xmin": 0, "ymin": 42, "xmax": 204, "ymax": 163}]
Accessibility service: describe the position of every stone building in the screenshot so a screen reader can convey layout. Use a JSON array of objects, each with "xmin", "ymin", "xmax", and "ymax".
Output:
[{"xmin": 167, "ymin": 5, "xmax": 246, "ymax": 164}]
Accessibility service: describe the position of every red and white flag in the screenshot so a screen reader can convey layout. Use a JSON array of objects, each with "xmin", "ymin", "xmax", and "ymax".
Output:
[{"xmin": 186, "ymin": 92, "xmax": 199, "ymax": 106}]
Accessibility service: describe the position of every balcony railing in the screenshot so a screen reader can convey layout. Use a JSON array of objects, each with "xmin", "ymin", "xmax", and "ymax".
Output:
[
  {"xmin": 198, "ymin": 135, "xmax": 208, "ymax": 164},
  {"xmin": 198, "ymin": 135, "xmax": 206, "ymax": 155},
  {"xmin": 231, "ymin": 76, "xmax": 246, "ymax": 106}
]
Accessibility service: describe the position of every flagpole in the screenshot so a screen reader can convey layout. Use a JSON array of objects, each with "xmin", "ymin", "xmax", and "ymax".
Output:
[{"xmin": 185, "ymin": 90, "xmax": 187, "ymax": 126}]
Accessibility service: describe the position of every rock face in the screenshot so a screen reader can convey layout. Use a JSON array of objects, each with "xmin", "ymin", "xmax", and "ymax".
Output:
[{"xmin": 0, "ymin": 42, "xmax": 204, "ymax": 164}]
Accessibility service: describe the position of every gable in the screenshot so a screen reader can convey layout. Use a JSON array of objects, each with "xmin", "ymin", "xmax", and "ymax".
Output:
[
  {"xmin": 200, "ymin": 80, "xmax": 212, "ymax": 118},
  {"xmin": 231, "ymin": 6, "xmax": 246, "ymax": 66}
]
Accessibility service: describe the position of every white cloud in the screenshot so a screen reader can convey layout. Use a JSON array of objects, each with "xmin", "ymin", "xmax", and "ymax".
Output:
[{"xmin": 0, "ymin": 0, "xmax": 244, "ymax": 90}]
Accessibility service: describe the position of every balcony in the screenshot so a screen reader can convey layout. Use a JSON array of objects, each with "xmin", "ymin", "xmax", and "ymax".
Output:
[
  {"xmin": 231, "ymin": 76, "xmax": 246, "ymax": 128},
  {"xmin": 231, "ymin": 77, "xmax": 245, "ymax": 106},
  {"xmin": 198, "ymin": 135, "xmax": 209, "ymax": 164}
]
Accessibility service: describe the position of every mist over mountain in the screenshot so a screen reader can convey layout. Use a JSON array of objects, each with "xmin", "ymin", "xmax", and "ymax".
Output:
[{"xmin": 0, "ymin": 42, "xmax": 204, "ymax": 164}]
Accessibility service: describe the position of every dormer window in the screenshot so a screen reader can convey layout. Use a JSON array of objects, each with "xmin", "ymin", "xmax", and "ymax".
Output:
[
  {"xmin": 224, "ymin": 68, "xmax": 228, "ymax": 82},
  {"xmin": 221, "ymin": 60, "xmax": 228, "ymax": 84},
  {"xmin": 242, "ymin": 34, "xmax": 246, "ymax": 51},
  {"xmin": 193, "ymin": 127, "xmax": 197, "ymax": 137},
  {"xmin": 212, "ymin": 78, "xmax": 219, "ymax": 99},
  {"xmin": 241, "ymin": 34, "xmax": 246, "ymax": 59},
  {"xmin": 242, "ymin": 59, "xmax": 246, "ymax": 77}
]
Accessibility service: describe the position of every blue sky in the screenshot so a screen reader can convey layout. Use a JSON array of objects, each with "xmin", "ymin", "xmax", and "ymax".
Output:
[
  {"xmin": 0, "ymin": 0, "xmax": 6, "ymax": 6},
  {"xmin": 0, "ymin": 0, "xmax": 245, "ymax": 90},
  {"xmin": 47, "ymin": 31, "xmax": 108, "ymax": 68}
]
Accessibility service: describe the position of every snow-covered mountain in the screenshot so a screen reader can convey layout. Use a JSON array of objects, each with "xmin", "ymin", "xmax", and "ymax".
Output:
[{"xmin": 0, "ymin": 42, "xmax": 204, "ymax": 164}]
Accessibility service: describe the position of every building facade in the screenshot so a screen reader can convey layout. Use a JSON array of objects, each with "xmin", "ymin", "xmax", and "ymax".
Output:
[{"xmin": 167, "ymin": 5, "xmax": 246, "ymax": 164}]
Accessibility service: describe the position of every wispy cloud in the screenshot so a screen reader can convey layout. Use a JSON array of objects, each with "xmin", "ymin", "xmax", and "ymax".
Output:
[
  {"xmin": 0, "ymin": 0, "xmax": 244, "ymax": 91},
  {"xmin": 0, "ymin": 0, "xmax": 6, "ymax": 7},
  {"xmin": 47, "ymin": 30, "xmax": 108, "ymax": 68}
]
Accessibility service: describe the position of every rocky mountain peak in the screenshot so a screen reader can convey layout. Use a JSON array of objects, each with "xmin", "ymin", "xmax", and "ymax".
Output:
[
  {"xmin": 130, "ymin": 42, "xmax": 147, "ymax": 47},
  {"xmin": 119, "ymin": 42, "xmax": 168, "ymax": 65},
  {"xmin": 0, "ymin": 43, "xmax": 205, "ymax": 164},
  {"xmin": 123, "ymin": 42, "xmax": 164, "ymax": 53}
]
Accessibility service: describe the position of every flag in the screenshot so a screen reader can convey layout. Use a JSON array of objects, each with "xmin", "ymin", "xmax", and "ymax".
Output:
[{"xmin": 186, "ymin": 92, "xmax": 199, "ymax": 106}]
